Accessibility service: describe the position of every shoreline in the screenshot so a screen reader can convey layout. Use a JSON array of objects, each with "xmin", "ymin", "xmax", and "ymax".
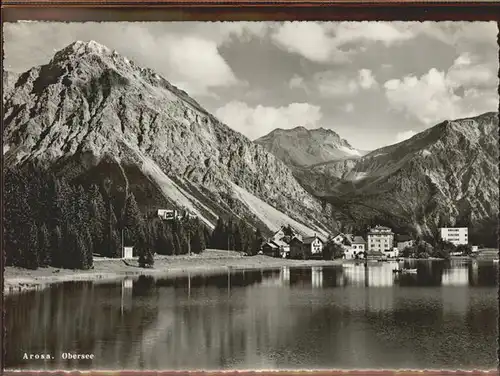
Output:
[
  {"xmin": 4, "ymin": 250, "xmax": 345, "ymax": 295},
  {"xmin": 4, "ymin": 251, "xmax": 490, "ymax": 295}
]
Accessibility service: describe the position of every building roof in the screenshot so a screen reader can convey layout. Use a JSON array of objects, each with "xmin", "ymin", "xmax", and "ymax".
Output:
[
  {"xmin": 303, "ymin": 236, "xmax": 322, "ymax": 245},
  {"xmin": 352, "ymin": 236, "xmax": 366, "ymax": 244},
  {"xmin": 366, "ymin": 250, "xmax": 385, "ymax": 256},
  {"xmin": 272, "ymin": 239, "xmax": 289, "ymax": 248},
  {"xmin": 395, "ymin": 234, "xmax": 412, "ymax": 242},
  {"xmin": 263, "ymin": 242, "xmax": 279, "ymax": 249},
  {"xmin": 289, "ymin": 236, "xmax": 303, "ymax": 244},
  {"xmin": 331, "ymin": 231, "xmax": 345, "ymax": 239},
  {"xmin": 368, "ymin": 225, "xmax": 393, "ymax": 234}
]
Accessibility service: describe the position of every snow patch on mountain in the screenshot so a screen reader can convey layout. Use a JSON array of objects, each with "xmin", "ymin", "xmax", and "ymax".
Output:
[{"xmin": 338, "ymin": 146, "xmax": 362, "ymax": 157}]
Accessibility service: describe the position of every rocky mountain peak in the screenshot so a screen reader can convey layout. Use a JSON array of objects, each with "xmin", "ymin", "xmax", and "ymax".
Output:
[
  {"xmin": 256, "ymin": 126, "xmax": 362, "ymax": 167},
  {"xmin": 292, "ymin": 112, "xmax": 498, "ymax": 239},
  {"xmin": 3, "ymin": 40, "xmax": 334, "ymax": 238}
]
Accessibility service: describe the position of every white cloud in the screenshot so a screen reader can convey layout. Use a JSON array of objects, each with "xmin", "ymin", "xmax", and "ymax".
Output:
[
  {"xmin": 215, "ymin": 101, "xmax": 323, "ymax": 140},
  {"xmin": 288, "ymin": 74, "xmax": 307, "ymax": 90},
  {"xmin": 384, "ymin": 69, "xmax": 463, "ymax": 124},
  {"xmin": 166, "ymin": 36, "xmax": 240, "ymax": 95},
  {"xmin": 3, "ymin": 22, "xmax": 245, "ymax": 97},
  {"xmin": 331, "ymin": 22, "xmax": 415, "ymax": 46},
  {"xmin": 446, "ymin": 52, "xmax": 497, "ymax": 90},
  {"xmin": 415, "ymin": 21, "xmax": 498, "ymax": 51},
  {"xmin": 384, "ymin": 60, "xmax": 498, "ymax": 125},
  {"xmin": 271, "ymin": 21, "xmax": 417, "ymax": 63},
  {"xmin": 395, "ymin": 130, "xmax": 416, "ymax": 143},
  {"xmin": 358, "ymin": 69, "xmax": 378, "ymax": 89},
  {"xmin": 271, "ymin": 22, "xmax": 349, "ymax": 63},
  {"xmin": 314, "ymin": 69, "xmax": 378, "ymax": 97},
  {"xmin": 191, "ymin": 22, "xmax": 272, "ymax": 45},
  {"xmin": 344, "ymin": 103, "xmax": 355, "ymax": 113}
]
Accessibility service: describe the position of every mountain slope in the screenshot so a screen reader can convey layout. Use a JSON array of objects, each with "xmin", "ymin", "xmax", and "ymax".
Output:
[
  {"xmin": 255, "ymin": 126, "xmax": 366, "ymax": 167},
  {"xmin": 276, "ymin": 113, "xmax": 499, "ymax": 238},
  {"xmin": 3, "ymin": 40, "xmax": 333, "ymax": 238}
]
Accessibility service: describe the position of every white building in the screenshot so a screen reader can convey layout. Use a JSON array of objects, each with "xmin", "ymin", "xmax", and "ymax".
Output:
[
  {"xmin": 157, "ymin": 209, "xmax": 178, "ymax": 220},
  {"xmin": 439, "ymin": 227, "xmax": 468, "ymax": 246},
  {"xmin": 367, "ymin": 225, "xmax": 394, "ymax": 252},
  {"xmin": 343, "ymin": 235, "xmax": 367, "ymax": 259},
  {"xmin": 122, "ymin": 246, "xmax": 134, "ymax": 259}
]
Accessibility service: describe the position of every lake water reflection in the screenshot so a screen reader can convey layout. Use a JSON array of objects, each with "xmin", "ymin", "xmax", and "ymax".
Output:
[{"xmin": 5, "ymin": 259, "xmax": 498, "ymax": 370}]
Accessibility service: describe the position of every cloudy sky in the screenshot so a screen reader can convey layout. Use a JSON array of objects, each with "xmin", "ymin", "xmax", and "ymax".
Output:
[{"xmin": 4, "ymin": 21, "xmax": 498, "ymax": 150}]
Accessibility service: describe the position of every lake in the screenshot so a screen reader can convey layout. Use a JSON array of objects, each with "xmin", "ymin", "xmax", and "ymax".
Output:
[{"xmin": 4, "ymin": 259, "xmax": 498, "ymax": 370}]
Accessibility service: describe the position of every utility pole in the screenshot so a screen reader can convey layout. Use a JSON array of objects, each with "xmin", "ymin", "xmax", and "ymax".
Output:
[
  {"xmin": 121, "ymin": 228, "xmax": 124, "ymax": 259},
  {"xmin": 109, "ymin": 200, "xmax": 112, "ymax": 258}
]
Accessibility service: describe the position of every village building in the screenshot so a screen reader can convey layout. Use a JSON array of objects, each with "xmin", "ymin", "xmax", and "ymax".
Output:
[
  {"xmin": 439, "ymin": 227, "xmax": 468, "ymax": 246},
  {"xmin": 291, "ymin": 235, "xmax": 323, "ymax": 259},
  {"xmin": 395, "ymin": 234, "xmax": 414, "ymax": 251},
  {"xmin": 122, "ymin": 246, "xmax": 134, "ymax": 259},
  {"xmin": 273, "ymin": 239, "xmax": 291, "ymax": 258},
  {"xmin": 289, "ymin": 236, "xmax": 305, "ymax": 259},
  {"xmin": 367, "ymin": 225, "xmax": 394, "ymax": 252},
  {"xmin": 157, "ymin": 209, "xmax": 178, "ymax": 220},
  {"xmin": 366, "ymin": 250, "xmax": 385, "ymax": 261},
  {"xmin": 262, "ymin": 242, "xmax": 280, "ymax": 257},
  {"xmin": 347, "ymin": 235, "xmax": 367, "ymax": 259},
  {"xmin": 331, "ymin": 232, "xmax": 347, "ymax": 245},
  {"xmin": 272, "ymin": 225, "xmax": 303, "ymax": 243},
  {"xmin": 383, "ymin": 248, "xmax": 399, "ymax": 258}
]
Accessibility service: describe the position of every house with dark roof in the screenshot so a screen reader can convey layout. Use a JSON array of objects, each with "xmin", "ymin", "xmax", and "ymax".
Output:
[
  {"xmin": 343, "ymin": 235, "xmax": 367, "ymax": 259},
  {"xmin": 290, "ymin": 235, "xmax": 323, "ymax": 259},
  {"xmin": 262, "ymin": 241, "xmax": 280, "ymax": 257},
  {"xmin": 331, "ymin": 232, "xmax": 347, "ymax": 245},
  {"xmin": 272, "ymin": 239, "xmax": 291, "ymax": 258},
  {"xmin": 272, "ymin": 225, "xmax": 303, "ymax": 243}
]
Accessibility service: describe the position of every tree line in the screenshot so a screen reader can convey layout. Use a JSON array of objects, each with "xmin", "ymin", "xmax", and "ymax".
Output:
[
  {"xmin": 4, "ymin": 162, "xmax": 211, "ymax": 270},
  {"xmin": 399, "ymin": 238, "xmax": 473, "ymax": 260},
  {"xmin": 210, "ymin": 217, "xmax": 265, "ymax": 256},
  {"xmin": 4, "ymin": 162, "xmax": 271, "ymax": 270}
]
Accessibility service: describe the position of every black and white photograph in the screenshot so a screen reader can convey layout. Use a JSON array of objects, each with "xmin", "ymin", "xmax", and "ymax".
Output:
[{"xmin": 2, "ymin": 20, "xmax": 499, "ymax": 371}]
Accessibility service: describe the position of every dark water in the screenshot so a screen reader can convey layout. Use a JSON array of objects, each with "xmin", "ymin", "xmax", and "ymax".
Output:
[{"xmin": 5, "ymin": 259, "xmax": 498, "ymax": 370}]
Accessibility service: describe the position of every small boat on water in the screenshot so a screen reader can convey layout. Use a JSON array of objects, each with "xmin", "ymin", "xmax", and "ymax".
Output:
[
  {"xmin": 394, "ymin": 268, "xmax": 417, "ymax": 274},
  {"xmin": 493, "ymin": 259, "xmax": 499, "ymax": 263},
  {"xmin": 403, "ymin": 268, "xmax": 417, "ymax": 274}
]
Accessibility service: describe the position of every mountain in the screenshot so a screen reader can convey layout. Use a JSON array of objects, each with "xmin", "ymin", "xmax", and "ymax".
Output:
[
  {"xmin": 2, "ymin": 70, "xmax": 19, "ymax": 98},
  {"xmin": 255, "ymin": 126, "xmax": 366, "ymax": 167},
  {"xmin": 3, "ymin": 40, "xmax": 334, "ymax": 238},
  {"xmin": 271, "ymin": 113, "xmax": 499, "ymax": 241}
]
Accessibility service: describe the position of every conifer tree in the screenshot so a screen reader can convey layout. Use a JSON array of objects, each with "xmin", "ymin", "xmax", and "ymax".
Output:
[
  {"xmin": 38, "ymin": 224, "xmax": 52, "ymax": 267},
  {"xmin": 25, "ymin": 223, "xmax": 40, "ymax": 270},
  {"xmin": 252, "ymin": 228, "xmax": 264, "ymax": 255},
  {"xmin": 234, "ymin": 223, "xmax": 243, "ymax": 252},
  {"xmin": 51, "ymin": 225, "xmax": 64, "ymax": 268}
]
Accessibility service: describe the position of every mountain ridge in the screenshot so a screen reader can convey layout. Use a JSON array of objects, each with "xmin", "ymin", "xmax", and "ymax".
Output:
[
  {"xmin": 286, "ymin": 111, "xmax": 499, "ymax": 240},
  {"xmin": 3, "ymin": 40, "xmax": 334, "ymax": 238},
  {"xmin": 256, "ymin": 125, "xmax": 366, "ymax": 168}
]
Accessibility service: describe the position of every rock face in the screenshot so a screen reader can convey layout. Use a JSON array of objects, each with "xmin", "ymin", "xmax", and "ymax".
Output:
[
  {"xmin": 3, "ymin": 40, "xmax": 333, "ymax": 237},
  {"xmin": 256, "ymin": 126, "xmax": 366, "ymax": 167},
  {"xmin": 266, "ymin": 113, "xmax": 499, "ymax": 237},
  {"xmin": 2, "ymin": 70, "xmax": 19, "ymax": 99}
]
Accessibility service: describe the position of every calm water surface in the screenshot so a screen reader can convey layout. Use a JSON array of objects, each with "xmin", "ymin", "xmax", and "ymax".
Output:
[{"xmin": 5, "ymin": 259, "xmax": 498, "ymax": 370}]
